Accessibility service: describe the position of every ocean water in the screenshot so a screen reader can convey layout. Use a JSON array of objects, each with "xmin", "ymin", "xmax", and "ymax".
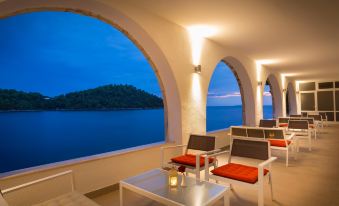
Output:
[
  {"xmin": 206, "ymin": 105, "xmax": 273, "ymax": 131},
  {"xmin": 0, "ymin": 105, "xmax": 273, "ymax": 173}
]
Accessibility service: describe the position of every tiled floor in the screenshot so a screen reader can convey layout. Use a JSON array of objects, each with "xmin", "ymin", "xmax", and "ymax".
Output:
[{"xmin": 91, "ymin": 124, "xmax": 339, "ymax": 206}]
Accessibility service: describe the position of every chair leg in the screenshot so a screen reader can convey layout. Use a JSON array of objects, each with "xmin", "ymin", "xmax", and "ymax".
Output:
[
  {"xmin": 309, "ymin": 136, "xmax": 312, "ymax": 151},
  {"xmin": 258, "ymin": 186, "xmax": 264, "ymax": 206},
  {"xmin": 196, "ymin": 169, "xmax": 200, "ymax": 180},
  {"xmin": 269, "ymin": 173, "xmax": 274, "ymax": 201}
]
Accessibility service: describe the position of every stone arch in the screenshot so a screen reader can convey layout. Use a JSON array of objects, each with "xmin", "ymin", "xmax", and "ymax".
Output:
[
  {"xmin": 287, "ymin": 82, "xmax": 297, "ymax": 115},
  {"xmin": 265, "ymin": 74, "xmax": 283, "ymax": 118},
  {"xmin": 207, "ymin": 56, "xmax": 256, "ymax": 126},
  {"xmin": 0, "ymin": 0, "xmax": 181, "ymax": 142}
]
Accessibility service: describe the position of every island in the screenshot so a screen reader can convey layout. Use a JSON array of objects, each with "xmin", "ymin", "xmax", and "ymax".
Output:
[{"xmin": 0, "ymin": 84, "xmax": 163, "ymax": 111}]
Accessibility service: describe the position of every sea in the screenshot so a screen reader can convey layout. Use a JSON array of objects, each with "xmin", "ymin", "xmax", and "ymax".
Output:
[{"xmin": 0, "ymin": 105, "xmax": 273, "ymax": 173}]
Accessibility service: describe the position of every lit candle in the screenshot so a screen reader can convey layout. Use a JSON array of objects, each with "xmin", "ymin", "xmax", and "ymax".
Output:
[{"xmin": 168, "ymin": 167, "xmax": 178, "ymax": 187}]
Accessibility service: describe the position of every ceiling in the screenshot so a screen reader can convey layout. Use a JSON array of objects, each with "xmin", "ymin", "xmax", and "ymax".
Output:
[{"xmin": 123, "ymin": 0, "xmax": 339, "ymax": 81}]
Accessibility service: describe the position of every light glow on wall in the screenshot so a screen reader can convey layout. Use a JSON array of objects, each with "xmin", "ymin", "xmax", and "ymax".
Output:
[
  {"xmin": 192, "ymin": 73, "xmax": 202, "ymax": 102},
  {"xmin": 187, "ymin": 25, "xmax": 218, "ymax": 66},
  {"xmin": 281, "ymin": 74, "xmax": 286, "ymax": 89}
]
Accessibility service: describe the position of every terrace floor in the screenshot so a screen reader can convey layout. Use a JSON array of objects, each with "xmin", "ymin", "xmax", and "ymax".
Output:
[{"xmin": 90, "ymin": 124, "xmax": 339, "ymax": 206}]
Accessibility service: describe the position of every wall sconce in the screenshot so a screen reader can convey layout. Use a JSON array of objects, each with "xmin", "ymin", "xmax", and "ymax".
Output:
[
  {"xmin": 296, "ymin": 91, "xmax": 300, "ymax": 94},
  {"xmin": 194, "ymin": 65, "xmax": 202, "ymax": 73},
  {"xmin": 257, "ymin": 81, "xmax": 263, "ymax": 86},
  {"xmin": 282, "ymin": 89, "xmax": 287, "ymax": 93}
]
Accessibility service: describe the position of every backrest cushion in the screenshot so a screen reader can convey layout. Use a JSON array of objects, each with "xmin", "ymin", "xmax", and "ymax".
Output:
[
  {"xmin": 231, "ymin": 127, "xmax": 247, "ymax": 137},
  {"xmin": 278, "ymin": 117, "xmax": 289, "ymax": 123},
  {"xmin": 246, "ymin": 128, "xmax": 265, "ymax": 138},
  {"xmin": 288, "ymin": 120, "xmax": 309, "ymax": 129},
  {"xmin": 187, "ymin": 134, "xmax": 215, "ymax": 151},
  {"xmin": 259, "ymin": 119, "xmax": 277, "ymax": 128},
  {"xmin": 231, "ymin": 138, "xmax": 269, "ymax": 160},
  {"xmin": 308, "ymin": 115, "xmax": 321, "ymax": 121},
  {"xmin": 264, "ymin": 129, "xmax": 284, "ymax": 139}
]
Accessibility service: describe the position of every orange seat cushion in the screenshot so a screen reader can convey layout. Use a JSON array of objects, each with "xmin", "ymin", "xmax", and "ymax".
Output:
[
  {"xmin": 279, "ymin": 123, "xmax": 288, "ymax": 127},
  {"xmin": 211, "ymin": 163, "xmax": 269, "ymax": 184},
  {"xmin": 309, "ymin": 124, "xmax": 315, "ymax": 128},
  {"xmin": 269, "ymin": 139, "xmax": 291, "ymax": 147},
  {"xmin": 171, "ymin": 154, "xmax": 214, "ymax": 167}
]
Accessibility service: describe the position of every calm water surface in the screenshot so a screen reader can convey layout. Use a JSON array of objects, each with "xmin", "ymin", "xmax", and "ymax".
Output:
[
  {"xmin": 0, "ymin": 105, "xmax": 273, "ymax": 173},
  {"xmin": 0, "ymin": 109, "xmax": 164, "ymax": 173}
]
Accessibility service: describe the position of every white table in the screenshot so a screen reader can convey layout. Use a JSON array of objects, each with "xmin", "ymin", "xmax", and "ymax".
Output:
[{"xmin": 120, "ymin": 168, "xmax": 230, "ymax": 206}]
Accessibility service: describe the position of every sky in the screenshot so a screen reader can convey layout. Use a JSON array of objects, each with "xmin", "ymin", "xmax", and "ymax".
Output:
[
  {"xmin": 0, "ymin": 11, "xmax": 272, "ymax": 106},
  {"xmin": 0, "ymin": 11, "xmax": 161, "ymax": 97},
  {"xmin": 207, "ymin": 62, "xmax": 272, "ymax": 106}
]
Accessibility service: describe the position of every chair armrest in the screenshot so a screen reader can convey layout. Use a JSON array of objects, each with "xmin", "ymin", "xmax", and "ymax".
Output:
[
  {"xmin": 198, "ymin": 148, "xmax": 224, "ymax": 156},
  {"xmin": 205, "ymin": 150, "xmax": 230, "ymax": 158},
  {"xmin": 258, "ymin": 157, "xmax": 277, "ymax": 168},
  {"xmin": 285, "ymin": 132, "xmax": 295, "ymax": 140},
  {"xmin": 160, "ymin": 144, "xmax": 187, "ymax": 150}
]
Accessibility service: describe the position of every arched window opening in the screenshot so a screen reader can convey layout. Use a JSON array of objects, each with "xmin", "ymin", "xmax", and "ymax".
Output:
[
  {"xmin": 207, "ymin": 61, "xmax": 243, "ymax": 131},
  {"xmin": 263, "ymin": 81, "xmax": 274, "ymax": 119},
  {"xmin": 0, "ymin": 11, "xmax": 166, "ymax": 173}
]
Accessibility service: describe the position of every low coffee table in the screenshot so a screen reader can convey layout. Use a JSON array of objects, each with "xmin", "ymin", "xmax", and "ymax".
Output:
[{"xmin": 120, "ymin": 168, "xmax": 229, "ymax": 206}]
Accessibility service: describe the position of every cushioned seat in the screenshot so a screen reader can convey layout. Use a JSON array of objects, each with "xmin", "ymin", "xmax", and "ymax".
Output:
[
  {"xmin": 211, "ymin": 163, "xmax": 269, "ymax": 184},
  {"xmin": 279, "ymin": 123, "xmax": 288, "ymax": 127},
  {"xmin": 269, "ymin": 139, "xmax": 291, "ymax": 147},
  {"xmin": 171, "ymin": 154, "xmax": 214, "ymax": 167}
]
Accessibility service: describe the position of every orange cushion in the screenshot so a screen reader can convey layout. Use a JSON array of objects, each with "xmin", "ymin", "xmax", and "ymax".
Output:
[
  {"xmin": 171, "ymin": 154, "xmax": 214, "ymax": 167},
  {"xmin": 279, "ymin": 123, "xmax": 288, "ymax": 127},
  {"xmin": 269, "ymin": 139, "xmax": 291, "ymax": 147},
  {"xmin": 211, "ymin": 163, "xmax": 269, "ymax": 184},
  {"xmin": 309, "ymin": 124, "xmax": 315, "ymax": 128}
]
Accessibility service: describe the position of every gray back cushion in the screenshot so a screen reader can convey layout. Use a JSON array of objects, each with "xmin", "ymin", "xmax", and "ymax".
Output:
[
  {"xmin": 231, "ymin": 138, "xmax": 269, "ymax": 160},
  {"xmin": 247, "ymin": 128, "xmax": 265, "ymax": 138},
  {"xmin": 264, "ymin": 129, "xmax": 284, "ymax": 139},
  {"xmin": 288, "ymin": 120, "xmax": 309, "ymax": 129},
  {"xmin": 259, "ymin": 119, "xmax": 277, "ymax": 128},
  {"xmin": 187, "ymin": 134, "xmax": 215, "ymax": 151},
  {"xmin": 231, "ymin": 127, "xmax": 247, "ymax": 137}
]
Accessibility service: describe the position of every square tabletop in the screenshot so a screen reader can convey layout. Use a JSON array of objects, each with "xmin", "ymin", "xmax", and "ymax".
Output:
[{"xmin": 120, "ymin": 168, "xmax": 229, "ymax": 206}]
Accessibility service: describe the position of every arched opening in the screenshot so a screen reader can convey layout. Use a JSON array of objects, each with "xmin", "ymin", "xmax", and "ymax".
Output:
[
  {"xmin": 263, "ymin": 81, "xmax": 274, "ymax": 119},
  {"xmin": 264, "ymin": 74, "xmax": 283, "ymax": 119},
  {"xmin": 0, "ymin": 10, "xmax": 173, "ymax": 173},
  {"xmin": 206, "ymin": 61, "xmax": 244, "ymax": 131}
]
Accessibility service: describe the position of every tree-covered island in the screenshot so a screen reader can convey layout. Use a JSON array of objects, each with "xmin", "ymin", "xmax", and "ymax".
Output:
[{"xmin": 0, "ymin": 85, "xmax": 163, "ymax": 111}]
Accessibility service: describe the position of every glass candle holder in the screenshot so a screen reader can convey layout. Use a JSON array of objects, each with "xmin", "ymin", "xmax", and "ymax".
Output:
[{"xmin": 168, "ymin": 167, "xmax": 178, "ymax": 187}]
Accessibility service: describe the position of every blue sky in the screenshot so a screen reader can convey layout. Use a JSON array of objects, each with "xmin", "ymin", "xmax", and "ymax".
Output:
[
  {"xmin": 0, "ymin": 11, "xmax": 272, "ymax": 106},
  {"xmin": 0, "ymin": 11, "xmax": 161, "ymax": 97},
  {"xmin": 207, "ymin": 62, "xmax": 272, "ymax": 106}
]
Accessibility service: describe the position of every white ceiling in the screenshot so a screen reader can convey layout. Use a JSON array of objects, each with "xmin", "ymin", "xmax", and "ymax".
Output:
[{"xmin": 125, "ymin": 0, "xmax": 339, "ymax": 81}]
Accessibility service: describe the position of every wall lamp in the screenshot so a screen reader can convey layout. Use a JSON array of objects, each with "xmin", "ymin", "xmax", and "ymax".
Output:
[
  {"xmin": 257, "ymin": 81, "xmax": 263, "ymax": 86},
  {"xmin": 282, "ymin": 89, "xmax": 287, "ymax": 93},
  {"xmin": 296, "ymin": 91, "xmax": 300, "ymax": 94},
  {"xmin": 194, "ymin": 65, "xmax": 202, "ymax": 73}
]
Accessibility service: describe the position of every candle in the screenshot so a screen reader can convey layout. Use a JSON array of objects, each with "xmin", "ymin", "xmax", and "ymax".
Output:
[{"xmin": 168, "ymin": 167, "xmax": 178, "ymax": 187}]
